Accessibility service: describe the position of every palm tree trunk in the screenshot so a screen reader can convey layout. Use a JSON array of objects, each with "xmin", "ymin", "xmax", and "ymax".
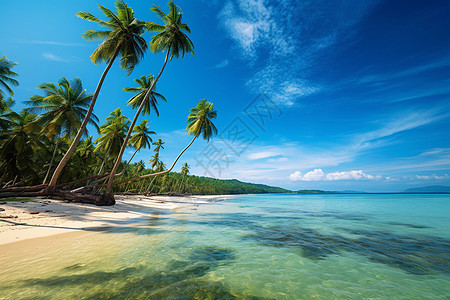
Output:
[
  {"xmin": 97, "ymin": 151, "xmax": 109, "ymax": 175},
  {"xmin": 99, "ymin": 134, "xmax": 197, "ymax": 187},
  {"xmin": 43, "ymin": 139, "xmax": 59, "ymax": 184},
  {"xmin": 145, "ymin": 176, "xmax": 157, "ymax": 194},
  {"xmin": 178, "ymin": 174, "xmax": 185, "ymax": 193},
  {"xmin": 104, "ymin": 47, "xmax": 171, "ymax": 199},
  {"xmin": 44, "ymin": 46, "xmax": 121, "ymax": 193}
]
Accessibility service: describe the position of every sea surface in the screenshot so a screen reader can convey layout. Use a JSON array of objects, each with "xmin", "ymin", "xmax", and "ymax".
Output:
[{"xmin": 0, "ymin": 194, "xmax": 449, "ymax": 299}]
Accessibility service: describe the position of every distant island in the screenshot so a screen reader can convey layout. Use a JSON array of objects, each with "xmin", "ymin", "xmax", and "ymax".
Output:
[{"xmin": 404, "ymin": 186, "xmax": 450, "ymax": 193}]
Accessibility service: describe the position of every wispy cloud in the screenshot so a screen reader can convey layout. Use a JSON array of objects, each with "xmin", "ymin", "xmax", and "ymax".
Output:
[
  {"xmin": 42, "ymin": 52, "xmax": 72, "ymax": 62},
  {"xmin": 214, "ymin": 59, "xmax": 230, "ymax": 68},
  {"xmin": 357, "ymin": 57, "xmax": 450, "ymax": 86},
  {"xmin": 416, "ymin": 174, "xmax": 449, "ymax": 180},
  {"xmin": 218, "ymin": 0, "xmax": 379, "ymax": 106},
  {"xmin": 21, "ymin": 40, "xmax": 88, "ymax": 47}
]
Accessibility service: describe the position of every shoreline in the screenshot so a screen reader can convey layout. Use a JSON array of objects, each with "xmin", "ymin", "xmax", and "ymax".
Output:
[{"xmin": 0, "ymin": 194, "xmax": 231, "ymax": 246}]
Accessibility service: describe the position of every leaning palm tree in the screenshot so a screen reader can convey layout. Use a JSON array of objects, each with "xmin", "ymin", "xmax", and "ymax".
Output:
[
  {"xmin": 104, "ymin": 0, "xmax": 194, "ymax": 201},
  {"xmin": 125, "ymin": 75, "xmax": 167, "ymax": 116},
  {"xmin": 0, "ymin": 55, "xmax": 19, "ymax": 98},
  {"xmin": 26, "ymin": 77, "xmax": 99, "ymax": 184},
  {"xmin": 45, "ymin": 0, "xmax": 147, "ymax": 193},
  {"xmin": 102, "ymin": 99, "xmax": 217, "ymax": 190}
]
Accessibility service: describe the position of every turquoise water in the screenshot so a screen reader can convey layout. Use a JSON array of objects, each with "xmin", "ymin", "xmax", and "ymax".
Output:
[{"xmin": 0, "ymin": 194, "xmax": 449, "ymax": 299}]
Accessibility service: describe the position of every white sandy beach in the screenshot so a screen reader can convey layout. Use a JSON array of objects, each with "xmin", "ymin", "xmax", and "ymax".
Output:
[{"xmin": 0, "ymin": 195, "xmax": 230, "ymax": 246}]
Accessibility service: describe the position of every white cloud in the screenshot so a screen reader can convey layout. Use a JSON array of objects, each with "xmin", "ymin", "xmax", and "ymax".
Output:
[
  {"xmin": 247, "ymin": 151, "xmax": 279, "ymax": 160},
  {"xmin": 416, "ymin": 174, "xmax": 449, "ymax": 180},
  {"xmin": 42, "ymin": 52, "xmax": 70, "ymax": 62},
  {"xmin": 290, "ymin": 169, "xmax": 380, "ymax": 181},
  {"xmin": 214, "ymin": 59, "xmax": 230, "ymax": 68}
]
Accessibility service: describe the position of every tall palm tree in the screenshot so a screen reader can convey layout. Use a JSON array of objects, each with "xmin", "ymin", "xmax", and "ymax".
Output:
[
  {"xmin": 26, "ymin": 77, "xmax": 99, "ymax": 184},
  {"xmin": 177, "ymin": 162, "xmax": 190, "ymax": 192},
  {"xmin": 128, "ymin": 119, "xmax": 155, "ymax": 164},
  {"xmin": 149, "ymin": 152, "xmax": 160, "ymax": 170},
  {"xmin": 152, "ymin": 138, "xmax": 165, "ymax": 154},
  {"xmin": 46, "ymin": 0, "xmax": 147, "ymax": 192},
  {"xmin": 94, "ymin": 108, "xmax": 130, "ymax": 175},
  {"xmin": 0, "ymin": 55, "xmax": 19, "ymax": 98},
  {"xmin": 105, "ymin": 0, "xmax": 194, "ymax": 200},
  {"xmin": 104, "ymin": 99, "xmax": 217, "ymax": 187},
  {"xmin": 125, "ymin": 75, "xmax": 167, "ymax": 116}
]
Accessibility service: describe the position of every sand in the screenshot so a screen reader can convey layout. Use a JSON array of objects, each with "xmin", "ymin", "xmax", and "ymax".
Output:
[{"xmin": 0, "ymin": 195, "xmax": 230, "ymax": 246}]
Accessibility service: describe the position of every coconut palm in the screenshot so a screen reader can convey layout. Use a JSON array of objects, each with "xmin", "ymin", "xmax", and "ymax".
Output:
[
  {"xmin": 105, "ymin": 99, "xmax": 217, "ymax": 187},
  {"xmin": 0, "ymin": 110, "xmax": 42, "ymax": 184},
  {"xmin": 177, "ymin": 162, "xmax": 190, "ymax": 192},
  {"xmin": 94, "ymin": 108, "xmax": 130, "ymax": 175},
  {"xmin": 26, "ymin": 77, "xmax": 99, "ymax": 184},
  {"xmin": 0, "ymin": 55, "xmax": 19, "ymax": 98},
  {"xmin": 0, "ymin": 97, "xmax": 15, "ymax": 130},
  {"xmin": 149, "ymin": 152, "xmax": 160, "ymax": 170},
  {"xmin": 152, "ymin": 138, "xmax": 165, "ymax": 154},
  {"xmin": 26, "ymin": 77, "xmax": 98, "ymax": 141},
  {"xmin": 127, "ymin": 119, "xmax": 156, "ymax": 164},
  {"xmin": 46, "ymin": 0, "xmax": 147, "ymax": 192},
  {"xmin": 125, "ymin": 75, "xmax": 167, "ymax": 116},
  {"xmin": 105, "ymin": 0, "xmax": 194, "ymax": 200}
]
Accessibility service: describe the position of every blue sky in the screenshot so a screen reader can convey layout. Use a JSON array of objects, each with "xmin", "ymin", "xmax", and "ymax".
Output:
[{"xmin": 1, "ymin": 0, "xmax": 449, "ymax": 192}]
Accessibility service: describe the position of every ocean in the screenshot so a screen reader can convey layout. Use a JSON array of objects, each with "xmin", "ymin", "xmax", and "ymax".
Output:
[{"xmin": 0, "ymin": 194, "xmax": 449, "ymax": 299}]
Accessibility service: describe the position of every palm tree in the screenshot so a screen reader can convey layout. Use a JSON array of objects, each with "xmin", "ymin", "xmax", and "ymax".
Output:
[
  {"xmin": 149, "ymin": 152, "xmax": 160, "ymax": 170},
  {"xmin": 104, "ymin": 99, "xmax": 217, "ymax": 187},
  {"xmin": 127, "ymin": 119, "xmax": 155, "ymax": 164},
  {"xmin": 26, "ymin": 77, "xmax": 99, "ymax": 184},
  {"xmin": 46, "ymin": 0, "xmax": 147, "ymax": 193},
  {"xmin": 0, "ymin": 55, "xmax": 19, "ymax": 98},
  {"xmin": 94, "ymin": 108, "xmax": 130, "ymax": 175},
  {"xmin": 152, "ymin": 138, "xmax": 165, "ymax": 154},
  {"xmin": 125, "ymin": 75, "xmax": 167, "ymax": 116},
  {"xmin": 104, "ymin": 0, "xmax": 194, "ymax": 200},
  {"xmin": 0, "ymin": 110, "xmax": 42, "ymax": 184},
  {"xmin": 0, "ymin": 97, "xmax": 15, "ymax": 131},
  {"xmin": 177, "ymin": 162, "xmax": 190, "ymax": 192}
]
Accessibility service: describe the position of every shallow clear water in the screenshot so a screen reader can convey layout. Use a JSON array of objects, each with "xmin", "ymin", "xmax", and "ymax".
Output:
[{"xmin": 0, "ymin": 194, "xmax": 449, "ymax": 299}]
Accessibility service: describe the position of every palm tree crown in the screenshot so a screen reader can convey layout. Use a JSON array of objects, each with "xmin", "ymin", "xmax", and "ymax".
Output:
[
  {"xmin": 77, "ymin": 0, "xmax": 148, "ymax": 74},
  {"xmin": 95, "ymin": 108, "xmax": 130, "ymax": 158},
  {"xmin": 146, "ymin": 0, "xmax": 194, "ymax": 60},
  {"xmin": 26, "ymin": 77, "xmax": 99, "ymax": 141},
  {"xmin": 0, "ymin": 55, "xmax": 19, "ymax": 98},
  {"xmin": 152, "ymin": 138, "xmax": 165, "ymax": 153},
  {"xmin": 129, "ymin": 119, "xmax": 156, "ymax": 151},
  {"xmin": 125, "ymin": 75, "xmax": 167, "ymax": 116},
  {"xmin": 186, "ymin": 99, "xmax": 218, "ymax": 141}
]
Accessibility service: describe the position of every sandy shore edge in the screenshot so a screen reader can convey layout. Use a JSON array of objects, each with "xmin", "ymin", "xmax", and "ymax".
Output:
[{"xmin": 0, "ymin": 194, "xmax": 232, "ymax": 246}]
